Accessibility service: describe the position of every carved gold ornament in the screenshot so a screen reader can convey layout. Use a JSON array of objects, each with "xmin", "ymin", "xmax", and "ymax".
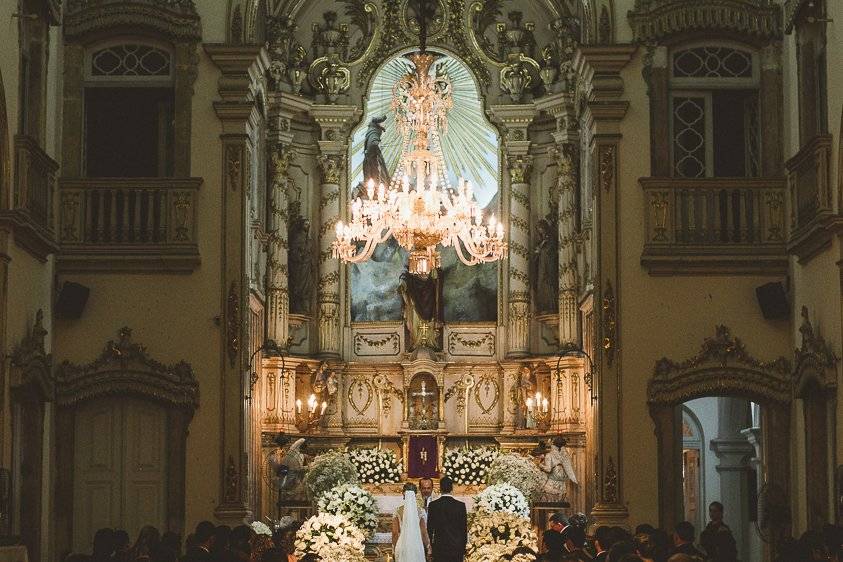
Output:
[
  {"xmin": 348, "ymin": 376, "xmax": 374, "ymax": 416},
  {"xmin": 473, "ymin": 372, "xmax": 500, "ymax": 415}
]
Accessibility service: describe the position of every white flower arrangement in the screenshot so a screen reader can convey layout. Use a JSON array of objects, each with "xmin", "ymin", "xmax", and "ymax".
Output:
[
  {"xmin": 294, "ymin": 512, "xmax": 366, "ymax": 560},
  {"xmin": 443, "ymin": 447, "xmax": 499, "ymax": 486},
  {"xmin": 250, "ymin": 521, "xmax": 273, "ymax": 536},
  {"xmin": 347, "ymin": 447, "xmax": 403, "ymax": 484},
  {"xmin": 473, "ymin": 483, "xmax": 530, "ymax": 518},
  {"xmin": 304, "ymin": 450, "xmax": 359, "ymax": 499},
  {"xmin": 466, "ymin": 509, "xmax": 538, "ymax": 562},
  {"xmin": 316, "ymin": 483, "xmax": 380, "ymax": 538},
  {"xmin": 486, "ymin": 452, "xmax": 545, "ymax": 502}
]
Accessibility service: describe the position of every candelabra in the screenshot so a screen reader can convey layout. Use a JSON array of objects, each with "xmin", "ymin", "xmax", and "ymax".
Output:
[
  {"xmin": 295, "ymin": 393, "xmax": 327, "ymax": 433},
  {"xmin": 526, "ymin": 391, "xmax": 550, "ymax": 431}
]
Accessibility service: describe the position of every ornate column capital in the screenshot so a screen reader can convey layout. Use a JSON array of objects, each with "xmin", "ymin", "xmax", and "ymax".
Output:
[
  {"xmin": 505, "ymin": 154, "xmax": 534, "ymax": 185},
  {"xmin": 317, "ymin": 154, "xmax": 345, "ymax": 185},
  {"xmin": 310, "ymin": 104, "xmax": 361, "ymax": 145},
  {"xmin": 488, "ymin": 104, "xmax": 537, "ymax": 144}
]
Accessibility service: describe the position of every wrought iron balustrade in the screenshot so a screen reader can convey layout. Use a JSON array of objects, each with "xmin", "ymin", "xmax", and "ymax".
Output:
[
  {"xmin": 13, "ymin": 135, "xmax": 59, "ymax": 232},
  {"xmin": 640, "ymin": 177, "xmax": 788, "ymax": 275},
  {"xmin": 58, "ymin": 177, "xmax": 201, "ymax": 272}
]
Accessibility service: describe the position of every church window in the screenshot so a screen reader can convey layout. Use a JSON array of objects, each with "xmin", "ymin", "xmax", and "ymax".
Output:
[
  {"xmin": 669, "ymin": 45, "xmax": 760, "ymax": 178},
  {"xmin": 83, "ymin": 42, "xmax": 175, "ymax": 177}
]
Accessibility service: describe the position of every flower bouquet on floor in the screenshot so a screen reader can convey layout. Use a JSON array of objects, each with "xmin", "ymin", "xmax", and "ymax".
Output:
[
  {"xmin": 465, "ymin": 509, "xmax": 538, "ymax": 562},
  {"xmin": 316, "ymin": 483, "xmax": 380, "ymax": 538},
  {"xmin": 347, "ymin": 447, "xmax": 403, "ymax": 484},
  {"xmin": 304, "ymin": 450, "xmax": 359, "ymax": 499},
  {"xmin": 473, "ymin": 483, "xmax": 530, "ymax": 518},
  {"xmin": 443, "ymin": 446, "xmax": 499, "ymax": 486},
  {"xmin": 294, "ymin": 512, "xmax": 367, "ymax": 561},
  {"xmin": 486, "ymin": 452, "xmax": 545, "ymax": 503}
]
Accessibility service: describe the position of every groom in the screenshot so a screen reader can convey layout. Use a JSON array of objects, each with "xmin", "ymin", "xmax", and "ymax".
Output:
[{"xmin": 426, "ymin": 476, "xmax": 467, "ymax": 562}]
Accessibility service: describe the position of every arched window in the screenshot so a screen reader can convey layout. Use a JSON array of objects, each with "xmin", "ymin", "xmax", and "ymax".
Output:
[
  {"xmin": 669, "ymin": 44, "xmax": 760, "ymax": 178},
  {"xmin": 83, "ymin": 42, "xmax": 175, "ymax": 177}
]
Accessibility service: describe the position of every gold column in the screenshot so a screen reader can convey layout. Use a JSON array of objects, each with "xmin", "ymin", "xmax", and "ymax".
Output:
[
  {"xmin": 206, "ymin": 44, "xmax": 270, "ymax": 524},
  {"xmin": 309, "ymin": 105, "xmax": 360, "ymax": 359}
]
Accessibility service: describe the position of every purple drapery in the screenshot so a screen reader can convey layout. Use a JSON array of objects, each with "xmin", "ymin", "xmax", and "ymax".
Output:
[{"xmin": 407, "ymin": 435, "xmax": 438, "ymax": 478}]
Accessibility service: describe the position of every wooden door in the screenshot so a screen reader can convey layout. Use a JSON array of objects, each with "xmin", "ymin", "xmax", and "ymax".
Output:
[{"xmin": 73, "ymin": 398, "xmax": 167, "ymax": 551}]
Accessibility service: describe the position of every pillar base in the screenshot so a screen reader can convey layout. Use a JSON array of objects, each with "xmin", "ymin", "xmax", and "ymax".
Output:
[
  {"xmin": 214, "ymin": 503, "xmax": 252, "ymax": 526},
  {"xmin": 588, "ymin": 502, "xmax": 630, "ymax": 532}
]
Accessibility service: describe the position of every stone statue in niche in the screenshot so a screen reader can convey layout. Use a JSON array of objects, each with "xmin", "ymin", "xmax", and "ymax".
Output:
[
  {"xmin": 532, "ymin": 211, "xmax": 558, "ymax": 313},
  {"xmin": 540, "ymin": 436, "xmax": 578, "ymax": 501},
  {"xmin": 363, "ymin": 116, "xmax": 390, "ymax": 187},
  {"xmin": 399, "ymin": 267, "xmax": 443, "ymax": 351},
  {"xmin": 288, "ymin": 202, "xmax": 314, "ymax": 315}
]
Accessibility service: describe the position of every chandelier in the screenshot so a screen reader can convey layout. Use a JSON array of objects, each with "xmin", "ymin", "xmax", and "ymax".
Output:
[{"xmin": 332, "ymin": 50, "xmax": 506, "ymax": 276}]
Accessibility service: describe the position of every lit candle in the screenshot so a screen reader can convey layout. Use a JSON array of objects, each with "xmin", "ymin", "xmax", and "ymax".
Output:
[
  {"xmin": 526, "ymin": 397, "xmax": 534, "ymax": 411},
  {"xmin": 542, "ymin": 397, "xmax": 549, "ymax": 412},
  {"xmin": 308, "ymin": 394, "xmax": 317, "ymax": 413},
  {"xmin": 536, "ymin": 391, "xmax": 542, "ymax": 403},
  {"xmin": 335, "ymin": 221, "xmax": 344, "ymax": 236},
  {"xmin": 320, "ymin": 401, "xmax": 328, "ymax": 415},
  {"xmin": 367, "ymin": 178, "xmax": 375, "ymax": 199},
  {"xmin": 295, "ymin": 399, "xmax": 302, "ymax": 414}
]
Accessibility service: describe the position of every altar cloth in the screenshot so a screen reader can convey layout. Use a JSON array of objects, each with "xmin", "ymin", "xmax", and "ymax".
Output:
[{"xmin": 374, "ymin": 494, "xmax": 475, "ymax": 514}]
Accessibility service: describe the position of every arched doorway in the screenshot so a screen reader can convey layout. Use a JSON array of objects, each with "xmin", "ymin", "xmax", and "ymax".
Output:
[
  {"xmin": 53, "ymin": 328, "xmax": 198, "ymax": 557},
  {"xmin": 648, "ymin": 326, "xmax": 791, "ymax": 557}
]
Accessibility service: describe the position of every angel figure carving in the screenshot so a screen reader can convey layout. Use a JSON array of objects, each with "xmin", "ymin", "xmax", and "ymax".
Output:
[{"xmin": 541, "ymin": 436, "xmax": 578, "ymax": 501}]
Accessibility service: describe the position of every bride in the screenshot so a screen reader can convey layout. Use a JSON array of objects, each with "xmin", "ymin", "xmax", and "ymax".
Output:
[{"xmin": 392, "ymin": 483, "xmax": 431, "ymax": 562}]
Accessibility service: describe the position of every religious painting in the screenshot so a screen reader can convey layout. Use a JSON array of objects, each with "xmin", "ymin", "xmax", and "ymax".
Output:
[{"xmin": 349, "ymin": 51, "xmax": 499, "ymax": 323}]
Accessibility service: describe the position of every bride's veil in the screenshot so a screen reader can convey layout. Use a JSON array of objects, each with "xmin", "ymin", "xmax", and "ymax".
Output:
[{"xmin": 395, "ymin": 489, "xmax": 426, "ymax": 562}]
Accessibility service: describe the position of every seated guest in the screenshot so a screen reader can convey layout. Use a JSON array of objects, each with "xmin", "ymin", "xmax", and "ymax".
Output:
[
  {"xmin": 543, "ymin": 513, "xmax": 569, "ymax": 556},
  {"xmin": 563, "ymin": 526, "xmax": 589, "ymax": 556},
  {"xmin": 113, "ymin": 530, "xmax": 132, "ymax": 562},
  {"xmin": 128, "ymin": 526, "xmax": 161, "ymax": 562},
  {"xmin": 161, "ymin": 532, "xmax": 181, "ymax": 558},
  {"xmin": 92, "ymin": 528, "xmax": 115, "ymax": 562},
  {"xmin": 672, "ymin": 522, "xmax": 704, "ymax": 558},
  {"xmin": 607, "ymin": 540, "xmax": 635, "ymax": 562}
]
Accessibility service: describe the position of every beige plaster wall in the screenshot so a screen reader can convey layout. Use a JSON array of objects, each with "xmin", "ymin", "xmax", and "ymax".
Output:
[{"xmin": 615, "ymin": 49, "xmax": 791, "ymax": 527}]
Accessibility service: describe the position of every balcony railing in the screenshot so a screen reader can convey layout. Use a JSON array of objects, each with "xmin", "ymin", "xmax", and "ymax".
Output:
[
  {"xmin": 13, "ymin": 135, "xmax": 59, "ymax": 232},
  {"xmin": 641, "ymin": 177, "xmax": 788, "ymax": 275},
  {"xmin": 58, "ymin": 177, "xmax": 202, "ymax": 272}
]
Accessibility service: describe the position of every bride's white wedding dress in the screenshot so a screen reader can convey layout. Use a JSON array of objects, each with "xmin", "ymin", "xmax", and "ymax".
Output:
[{"xmin": 394, "ymin": 491, "xmax": 427, "ymax": 562}]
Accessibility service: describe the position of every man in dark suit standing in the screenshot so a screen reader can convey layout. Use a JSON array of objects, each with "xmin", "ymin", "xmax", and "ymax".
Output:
[{"xmin": 427, "ymin": 476, "xmax": 467, "ymax": 562}]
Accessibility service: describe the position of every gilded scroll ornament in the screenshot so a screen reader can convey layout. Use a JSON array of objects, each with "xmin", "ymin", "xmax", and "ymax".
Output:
[
  {"xmin": 348, "ymin": 376, "xmax": 374, "ymax": 416},
  {"xmin": 603, "ymin": 456, "xmax": 618, "ymax": 504},
  {"xmin": 227, "ymin": 282, "xmax": 240, "ymax": 368},
  {"xmin": 601, "ymin": 281, "xmax": 616, "ymax": 367},
  {"xmin": 649, "ymin": 325, "xmax": 791, "ymax": 405},
  {"xmin": 599, "ymin": 145, "xmax": 615, "ymax": 193},
  {"xmin": 447, "ymin": 331, "xmax": 495, "ymax": 356},
  {"xmin": 354, "ymin": 332, "xmax": 401, "ymax": 356},
  {"xmin": 444, "ymin": 371, "xmax": 475, "ymax": 414},
  {"xmin": 318, "ymin": 154, "xmax": 344, "ymax": 184},
  {"xmin": 506, "ymin": 154, "xmax": 533, "ymax": 184},
  {"xmin": 224, "ymin": 455, "xmax": 240, "ymax": 503},
  {"xmin": 374, "ymin": 372, "xmax": 403, "ymax": 416},
  {"xmin": 473, "ymin": 372, "xmax": 500, "ymax": 414},
  {"xmin": 226, "ymin": 145, "xmax": 242, "ymax": 192},
  {"xmin": 794, "ymin": 306, "xmax": 839, "ymax": 391}
]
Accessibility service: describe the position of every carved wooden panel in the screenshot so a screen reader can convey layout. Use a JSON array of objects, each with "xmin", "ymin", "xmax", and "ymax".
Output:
[
  {"xmin": 352, "ymin": 328, "xmax": 402, "ymax": 357},
  {"xmin": 445, "ymin": 326, "xmax": 496, "ymax": 357}
]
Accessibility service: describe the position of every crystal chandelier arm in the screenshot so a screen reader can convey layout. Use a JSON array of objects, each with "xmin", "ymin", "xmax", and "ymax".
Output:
[{"xmin": 451, "ymin": 233, "xmax": 483, "ymax": 266}]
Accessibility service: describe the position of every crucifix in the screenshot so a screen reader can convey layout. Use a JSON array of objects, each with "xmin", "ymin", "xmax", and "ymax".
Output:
[{"xmin": 411, "ymin": 380, "xmax": 436, "ymax": 429}]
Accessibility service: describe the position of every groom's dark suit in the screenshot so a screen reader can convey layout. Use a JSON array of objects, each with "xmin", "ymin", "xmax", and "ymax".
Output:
[{"xmin": 426, "ymin": 495, "xmax": 467, "ymax": 562}]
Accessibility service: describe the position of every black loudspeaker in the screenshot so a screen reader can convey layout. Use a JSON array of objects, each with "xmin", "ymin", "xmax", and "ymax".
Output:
[
  {"xmin": 756, "ymin": 281, "xmax": 789, "ymax": 320},
  {"xmin": 55, "ymin": 281, "xmax": 90, "ymax": 319}
]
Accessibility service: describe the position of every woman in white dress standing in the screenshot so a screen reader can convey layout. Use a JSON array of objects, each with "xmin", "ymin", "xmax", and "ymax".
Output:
[{"xmin": 392, "ymin": 483, "xmax": 431, "ymax": 562}]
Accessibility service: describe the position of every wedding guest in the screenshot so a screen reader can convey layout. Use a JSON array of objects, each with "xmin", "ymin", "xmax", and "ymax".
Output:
[
  {"xmin": 128, "ymin": 526, "xmax": 161, "ymax": 562},
  {"xmin": 230, "ymin": 525, "xmax": 253, "ymax": 561},
  {"xmin": 543, "ymin": 513, "xmax": 568, "ymax": 556},
  {"xmin": 699, "ymin": 503, "xmax": 736, "ymax": 561},
  {"xmin": 250, "ymin": 534, "xmax": 275, "ymax": 562},
  {"xmin": 561, "ymin": 526, "xmax": 590, "ymax": 561},
  {"xmin": 607, "ymin": 540, "xmax": 635, "ymax": 562},
  {"xmin": 184, "ymin": 521, "xmax": 216, "ymax": 561},
  {"xmin": 211, "ymin": 525, "xmax": 233, "ymax": 561},
  {"xmin": 92, "ymin": 528, "xmax": 115, "ymax": 562},
  {"xmin": 161, "ymin": 532, "xmax": 181, "ymax": 558},
  {"xmin": 113, "ymin": 529, "xmax": 132, "ymax": 562},
  {"xmin": 150, "ymin": 545, "xmax": 178, "ymax": 562},
  {"xmin": 672, "ymin": 522, "xmax": 703, "ymax": 558},
  {"xmin": 594, "ymin": 526, "xmax": 615, "ymax": 562},
  {"xmin": 633, "ymin": 534, "xmax": 656, "ymax": 562}
]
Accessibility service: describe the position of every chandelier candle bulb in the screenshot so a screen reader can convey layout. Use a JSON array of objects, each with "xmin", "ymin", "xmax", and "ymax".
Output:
[
  {"xmin": 320, "ymin": 401, "xmax": 328, "ymax": 416},
  {"xmin": 296, "ymin": 399, "xmax": 302, "ymax": 414}
]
